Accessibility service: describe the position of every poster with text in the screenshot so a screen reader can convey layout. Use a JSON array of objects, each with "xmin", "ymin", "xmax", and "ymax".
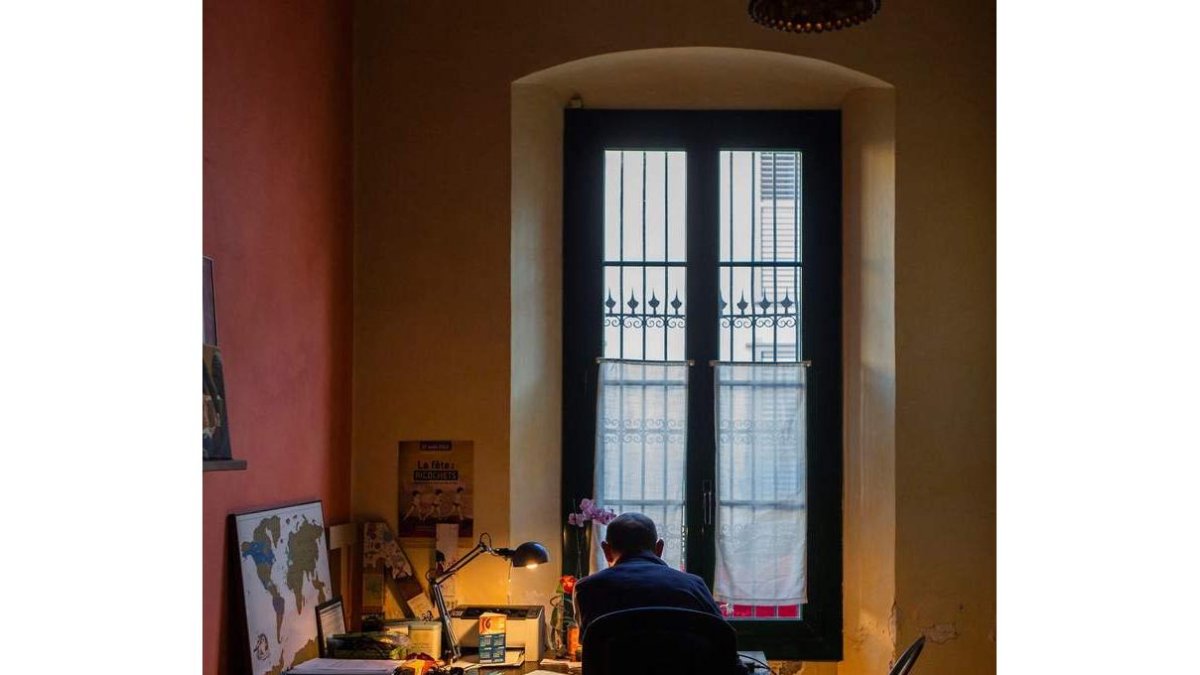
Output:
[{"xmin": 397, "ymin": 440, "xmax": 474, "ymax": 538}]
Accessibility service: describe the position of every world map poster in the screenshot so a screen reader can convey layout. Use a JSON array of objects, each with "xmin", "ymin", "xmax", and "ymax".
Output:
[{"xmin": 236, "ymin": 501, "xmax": 331, "ymax": 675}]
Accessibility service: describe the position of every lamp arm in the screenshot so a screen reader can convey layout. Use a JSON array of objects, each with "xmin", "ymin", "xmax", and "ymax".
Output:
[
  {"xmin": 429, "ymin": 532, "xmax": 503, "ymax": 585},
  {"xmin": 425, "ymin": 533, "xmax": 510, "ymax": 661},
  {"xmin": 430, "ymin": 542, "xmax": 488, "ymax": 585},
  {"xmin": 429, "ymin": 579, "xmax": 461, "ymax": 661}
]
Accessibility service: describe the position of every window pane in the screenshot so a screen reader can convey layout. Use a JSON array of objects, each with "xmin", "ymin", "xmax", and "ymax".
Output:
[
  {"xmin": 718, "ymin": 150, "xmax": 802, "ymax": 363},
  {"xmin": 592, "ymin": 361, "xmax": 689, "ymax": 572},
  {"xmin": 602, "ymin": 150, "xmax": 686, "ymax": 361},
  {"xmin": 713, "ymin": 362, "xmax": 808, "ymax": 619}
]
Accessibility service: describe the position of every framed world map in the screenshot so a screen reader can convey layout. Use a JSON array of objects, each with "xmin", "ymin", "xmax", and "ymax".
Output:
[{"xmin": 236, "ymin": 501, "xmax": 331, "ymax": 675}]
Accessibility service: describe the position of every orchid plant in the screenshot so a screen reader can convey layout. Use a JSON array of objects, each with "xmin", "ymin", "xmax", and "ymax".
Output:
[
  {"xmin": 549, "ymin": 498, "xmax": 617, "ymax": 658},
  {"xmin": 566, "ymin": 498, "xmax": 616, "ymax": 585}
]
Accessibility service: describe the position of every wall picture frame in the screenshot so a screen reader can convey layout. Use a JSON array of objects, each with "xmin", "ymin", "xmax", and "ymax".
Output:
[
  {"xmin": 204, "ymin": 256, "xmax": 218, "ymax": 346},
  {"xmin": 235, "ymin": 500, "xmax": 332, "ymax": 674},
  {"xmin": 203, "ymin": 343, "xmax": 233, "ymax": 460},
  {"xmin": 316, "ymin": 597, "xmax": 347, "ymax": 657},
  {"xmin": 203, "ymin": 255, "xmax": 243, "ymax": 467}
]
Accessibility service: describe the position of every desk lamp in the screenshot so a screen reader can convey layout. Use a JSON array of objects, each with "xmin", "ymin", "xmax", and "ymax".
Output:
[{"xmin": 427, "ymin": 532, "xmax": 550, "ymax": 661}]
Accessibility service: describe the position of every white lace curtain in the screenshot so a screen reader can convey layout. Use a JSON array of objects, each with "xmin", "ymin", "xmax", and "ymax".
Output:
[
  {"xmin": 589, "ymin": 360, "xmax": 807, "ymax": 606},
  {"xmin": 714, "ymin": 363, "xmax": 808, "ymax": 606},
  {"xmin": 591, "ymin": 360, "xmax": 689, "ymax": 572}
]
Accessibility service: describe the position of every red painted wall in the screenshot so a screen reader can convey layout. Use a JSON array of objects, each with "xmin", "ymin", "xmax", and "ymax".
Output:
[{"xmin": 202, "ymin": 2, "xmax": 352, "ymax": 673}]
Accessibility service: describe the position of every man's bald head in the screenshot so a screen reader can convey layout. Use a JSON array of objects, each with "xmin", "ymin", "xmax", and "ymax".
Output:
[{"xmin": 601, "ymin": 513, "xmax": 664, "ymax": 563}]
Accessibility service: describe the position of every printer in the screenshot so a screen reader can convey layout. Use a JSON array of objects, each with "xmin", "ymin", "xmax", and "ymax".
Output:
[{"xmin": 447, "ymin": 605, "xmax": 546, "ymax": 662}]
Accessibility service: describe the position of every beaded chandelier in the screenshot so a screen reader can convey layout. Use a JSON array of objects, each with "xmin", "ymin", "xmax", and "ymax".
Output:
[{"xmin": 748, "ymin": 0, "xmax": 881, "ymax": 33}]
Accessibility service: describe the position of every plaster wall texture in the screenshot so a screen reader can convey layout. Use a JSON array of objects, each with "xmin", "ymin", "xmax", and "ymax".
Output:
[
  {"xmin": 841, "ymin": 87, "xmax": 898, "ymax": 675},
  {"xmin": 353, "ymin": 2, "xmax": 994, "ymax": 673},
  {"xmin": 509, "ymin": 82, "xmax": 567, "ymax": 607},
  {"xmin": 202, "ymin": 2, "xmax": 354, "ymax": 675}
]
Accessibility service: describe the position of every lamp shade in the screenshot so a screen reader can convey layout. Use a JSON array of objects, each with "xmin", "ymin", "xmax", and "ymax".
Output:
[
  {"xmin": 748, "ymin": 0, "xmax": 881, "ymax": 33},
  {"xmin": 509, "ymin": 541, "xmax": 550, "ymax": 568}
]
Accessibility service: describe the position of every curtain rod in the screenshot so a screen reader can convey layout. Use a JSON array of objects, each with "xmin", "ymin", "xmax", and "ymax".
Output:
[
  {"xmin": 592, "ymin": 357, "xmax": 812, "ymax": 367},
  {"xmin": 708, "ymin": 359, "xmax": 811, "ymax": 367},
  {"xmin": 595, "ymin": 357, "xmax": 694, "ymax": 366}
]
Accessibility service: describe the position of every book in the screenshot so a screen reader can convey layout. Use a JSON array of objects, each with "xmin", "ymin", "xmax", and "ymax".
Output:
[{"xmin": 284, "ymin": 658, "xmax": 402, "ymax": 674}]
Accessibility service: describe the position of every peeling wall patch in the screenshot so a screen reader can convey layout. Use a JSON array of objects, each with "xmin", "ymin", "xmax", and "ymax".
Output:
[{"xmin": 922, "ymin": 622, "xmax": 959, "ymax": 644}]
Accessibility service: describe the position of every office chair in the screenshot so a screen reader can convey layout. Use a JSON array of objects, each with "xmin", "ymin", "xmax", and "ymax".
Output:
[
  {"xmin": 888, "ymin": 635, "xmax": 926, "ymax": 675},
  {"xmin": 581, "ymin": 607, "xmax": 741, "ymax": 675}
]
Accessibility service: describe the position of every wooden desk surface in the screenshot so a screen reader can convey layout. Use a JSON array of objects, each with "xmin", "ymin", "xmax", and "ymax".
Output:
[{"xmin": 454, "ymin": 658, "xmax": 562, "ymax": 673}]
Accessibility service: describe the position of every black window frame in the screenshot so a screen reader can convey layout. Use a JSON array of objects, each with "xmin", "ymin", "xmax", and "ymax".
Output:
[{"xmin": 562, "ymin": 109, "xmax": 843, "ymax": 660}]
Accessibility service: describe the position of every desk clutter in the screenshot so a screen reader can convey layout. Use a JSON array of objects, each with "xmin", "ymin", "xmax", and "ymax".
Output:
[
  {"xmin": 286, "ymin": 654, "xmax": 530, "ymax": 675},
  {"xmin": 324, "ymin": 633, "xmax": 406, "ymax": 660},
  {"xmin": 284, "ymin": 658, "xmax": 426, "ymax": 675},
  {"xmin": 235, "ymin": 490, "xmax": 552, "ymax": 675}
]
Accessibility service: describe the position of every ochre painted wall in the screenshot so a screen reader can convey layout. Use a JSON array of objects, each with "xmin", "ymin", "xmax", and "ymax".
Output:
[
  {"xmin": 202, "ymin": 2, "xmax": 353, "ymax": 674},
  {"xmin": 508, "ymin": 54, "xmax": 898, "ymax": 675},
  {"xmin": 354, "ymin": 1, "xmax": 993, "ymax": 673},
  {"xmin": 841, "ymin": 88, "xmax": 898, "ymax": 675}
]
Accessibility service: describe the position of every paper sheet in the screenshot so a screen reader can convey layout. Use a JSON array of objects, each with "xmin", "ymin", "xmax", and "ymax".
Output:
[
  {"xmin": 406, "ymin": 591, "xmax": 435, "ymax": 621},
  {"xmin": 450, "ymin": 649, "xmax": 526, "ymax": 669},
  {"xmin": 435, "ymin": 523, "xmax": 460, "ymax": 611},
  {"xmin": 436, "ymin": 523, "xmax": 461, "ymax": 565}
]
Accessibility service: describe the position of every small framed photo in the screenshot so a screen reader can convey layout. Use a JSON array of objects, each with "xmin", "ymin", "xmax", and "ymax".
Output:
[{"xmin": 316, "ymin": 597, "xmax": 347, "ymax": 657}]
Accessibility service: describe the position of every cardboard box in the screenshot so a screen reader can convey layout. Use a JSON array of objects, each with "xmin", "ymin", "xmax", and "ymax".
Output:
[
  {"xmin": 403, "ymin": 621, "xmax": 442, "ymax": 659},
  {"xmin": 478, "ymin": 612, "xmax": 507, "ymax": 663}
]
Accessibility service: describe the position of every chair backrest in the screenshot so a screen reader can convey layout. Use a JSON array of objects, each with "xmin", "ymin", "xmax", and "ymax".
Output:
[
  {"xmin": 888, "ymin": 635, "xmax": 926, "ymax": 675},
  {"xmin": 581, "ymin": 607, "xmax": 740, "ymax": 675}
]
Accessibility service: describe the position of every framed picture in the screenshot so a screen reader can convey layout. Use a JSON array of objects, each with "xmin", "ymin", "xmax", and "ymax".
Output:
[
  {"xmin": 316, "ymin": 597, "xmax": 347, "ymax": 657},
  {"xmin": 203, "ymin": 343, "xmax": 233, "ymax": 460},
  {"xmin": 203, "ymin": 255, "xmax": 237, "ymax": 462},
  {"xmin": 204, "ymin": 256, "xmax": 218, "ymax": 346},
  {"xmin": 235, "ymin": 501, "xmax": 332, "ymax": 675}
]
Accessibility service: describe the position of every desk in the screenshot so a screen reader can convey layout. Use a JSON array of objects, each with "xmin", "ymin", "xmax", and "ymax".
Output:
[
  {"xmin": 450, "ymin": 653, "xmax": 557, "ymax": 673},
  {"xmin": 445, "ymin": 656, "xmax": 564, "ymax": 674}
]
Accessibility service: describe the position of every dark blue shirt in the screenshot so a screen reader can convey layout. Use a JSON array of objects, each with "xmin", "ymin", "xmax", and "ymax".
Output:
[{"xmin": 572, "ymin": 550, "xmax": 723, "ymax": 636}]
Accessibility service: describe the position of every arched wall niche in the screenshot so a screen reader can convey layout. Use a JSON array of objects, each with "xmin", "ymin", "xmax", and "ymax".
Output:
[
  {"xmin": 509, "ymin": 47, "xmax": 895, "ymax": 675},
  {"xmin": 514, "ymin": 47, "xmax": 889, "ymax": 108}
]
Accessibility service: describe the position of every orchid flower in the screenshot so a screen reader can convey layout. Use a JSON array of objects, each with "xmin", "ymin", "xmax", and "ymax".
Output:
[{"xmin": 568, "ymin": 497, "xmax": 617, "ymax": 527}]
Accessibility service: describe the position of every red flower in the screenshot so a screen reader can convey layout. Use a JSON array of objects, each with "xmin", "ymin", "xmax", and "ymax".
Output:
[{"xmin": 560, "ymin": 575, "xmax": 577, "ymax": 594}]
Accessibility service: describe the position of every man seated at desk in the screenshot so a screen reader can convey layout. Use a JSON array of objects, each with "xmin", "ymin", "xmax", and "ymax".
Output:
[{"xmin": 572, "ymin": 512, "xmax": 723, "ymax": 636}]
